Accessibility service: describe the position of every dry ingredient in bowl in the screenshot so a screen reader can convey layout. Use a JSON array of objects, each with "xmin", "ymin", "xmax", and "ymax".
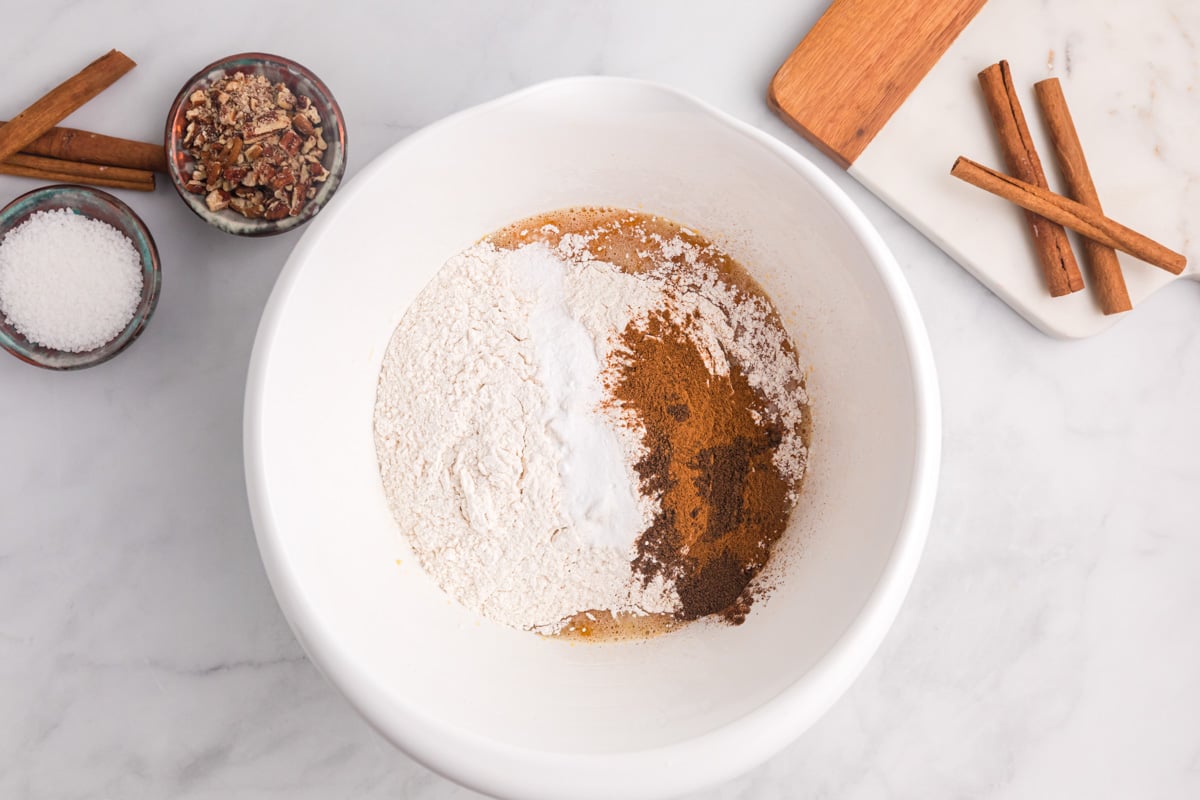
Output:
[
  {"xmin": 182, "ymin": 71, "xmax": 329, "ymax": 220},
  {"xmin": 0, "ymin": 209, "xmax": 142, "ymax": 352},
  {"xmin": 374, "ymin": 209, "xmax": 809, "ymax": 638}
]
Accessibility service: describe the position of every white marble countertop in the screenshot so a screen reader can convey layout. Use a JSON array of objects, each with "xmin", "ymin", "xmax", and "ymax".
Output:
[{"xmin": 2, "ymin": 2, "xmax": 1198, "ymax": 798}]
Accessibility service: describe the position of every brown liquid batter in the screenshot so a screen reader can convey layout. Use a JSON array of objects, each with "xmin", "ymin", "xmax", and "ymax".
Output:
[{"xmin": 488, "ymin": 209, "xmax": 808, "ymax": 641}]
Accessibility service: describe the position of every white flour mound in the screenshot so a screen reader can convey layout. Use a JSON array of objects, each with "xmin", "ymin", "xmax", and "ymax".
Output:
[{"xmin": 373, "ymin": 241, "xmax": 676, "ymax": 632}]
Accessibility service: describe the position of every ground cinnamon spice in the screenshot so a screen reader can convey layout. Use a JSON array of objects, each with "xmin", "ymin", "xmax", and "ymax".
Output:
[{"xmin": 606, "ymin": 307, "xmax": 793, "ymax": 624}]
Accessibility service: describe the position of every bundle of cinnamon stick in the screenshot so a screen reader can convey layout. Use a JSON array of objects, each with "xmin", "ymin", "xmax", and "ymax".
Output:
[
  {"xmin": 953, "ymin": 60, "xmax": 1186, "ymax": 315},
  {"xmin": 0, "ymin": 50, "xmax": 166, "ymax": 192}
]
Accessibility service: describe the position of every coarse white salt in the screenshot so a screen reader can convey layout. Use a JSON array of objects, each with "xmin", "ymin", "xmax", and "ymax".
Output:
[{"xmin": 0, "ymin": 209, "xmax": 143, "ymax": 352}]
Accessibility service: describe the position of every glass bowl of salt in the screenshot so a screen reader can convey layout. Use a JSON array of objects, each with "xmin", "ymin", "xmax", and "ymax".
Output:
[{"xmin": 0, "ymin": 184, "xmax": 161, "ymax": 370}]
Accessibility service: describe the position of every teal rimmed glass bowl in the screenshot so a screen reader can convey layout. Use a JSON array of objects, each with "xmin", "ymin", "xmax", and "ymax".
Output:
[
  {"xmin": 164, "ymin": 52, "xmax": 347, "ymax": 236},
  {"xmin": 0, "ymin": 184, "xmax": 161, "ymax": 370}
]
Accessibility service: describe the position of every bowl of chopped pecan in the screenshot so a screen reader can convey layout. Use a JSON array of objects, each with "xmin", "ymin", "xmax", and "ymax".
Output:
[{"xmin": 165, "ymin": 53, "xmax": 347, "ymax": 236}]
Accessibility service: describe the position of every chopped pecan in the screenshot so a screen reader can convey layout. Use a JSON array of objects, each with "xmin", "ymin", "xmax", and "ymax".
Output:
[
  {"xmin": 223, "ymin": 166, "xmax": 248, "ymax": 183},
  {"xmin": 248, "ymin": 111, "xmax": 291, "ymax": 138},
  {"xmin": 292, "ymin": 113, "xmax": 314, "ymax": 135},
  {"xmin": 218, "ymin": 136, "xmax": 243, "ymax": 164},
  {"xmin": 279, "ymin": 129, "xmax": 302, "ymax": 155},
  {"xmin": 253, "ymin": 161, "xmax": 277, "ymax": 185},
  {"xmin": 275, "ymin": 86, "xmax": 296, "ymax": 109},
  {"xmin": 229, "ymin": 196, "xmax": 265, "ymax": 219},
  {"xmin": 264, "ymin": 200, "xmax": 290, "ymax": 220},
  {"xmin": 269, "ymin": 168, "xmax": 294, "ymax": 191},
  {"xmin": 204, "ymin": 160, "xmax": 223, "ymax": 190},
  {"xmin": 290, "ymin": 181, "xmax": 310, "ymax": 215},
  {"xmin": 205, "ymin": 189, "xmax": 230, "ymax": 211}
]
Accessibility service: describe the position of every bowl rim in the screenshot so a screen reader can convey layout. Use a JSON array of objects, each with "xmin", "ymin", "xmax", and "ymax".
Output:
[
  {"xmin": 243, "ymin": 76, "xmax": 942, "ymax": 800},
  {"xmin": 163, "ymin": 51, "xmax": 347, "ymax": 237},
  {"xmin": 0, "ymin": 183, "xmax": 162, "ymax": 370}
]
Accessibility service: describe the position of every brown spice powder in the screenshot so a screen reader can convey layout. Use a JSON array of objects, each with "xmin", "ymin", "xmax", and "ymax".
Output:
[{"xmin": 606, "ymin": 308, "xmax": 792, "ymax": 624}]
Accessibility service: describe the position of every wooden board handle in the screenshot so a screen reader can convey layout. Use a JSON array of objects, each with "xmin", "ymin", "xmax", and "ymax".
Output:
[{"xmin": 769, "ymin": 0, "xmax": 988, "ymax": 168}]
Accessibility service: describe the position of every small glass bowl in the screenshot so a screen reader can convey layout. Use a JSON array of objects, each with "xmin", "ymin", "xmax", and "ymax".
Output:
[
  {"xmin": 164, "ymin": 53, "xmax": 348, "ymax": 236},
  {"xmin": 0, "ymin": 185, "xmax": 161, "ymax": 370}
]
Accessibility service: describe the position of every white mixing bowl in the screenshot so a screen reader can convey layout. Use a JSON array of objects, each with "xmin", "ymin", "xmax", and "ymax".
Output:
[{"xmin": 244, "ymin": 77, "xmax": 940, "ymax": 799}]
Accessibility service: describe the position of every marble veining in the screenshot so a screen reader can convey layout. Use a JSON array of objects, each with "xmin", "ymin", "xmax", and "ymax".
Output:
[
  {"xmin": 1, "ymin": 1, "xmax": 1198, "ymax": 798},
  {"xmin": 853, "ymin": 0, "xmax": 1200, "ymax": 337}
]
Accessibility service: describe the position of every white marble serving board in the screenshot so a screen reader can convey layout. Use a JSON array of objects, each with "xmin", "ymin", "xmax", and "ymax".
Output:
[{"xmin": 850, "ymin": 0, "xmax": 1199, "ymax": 338}]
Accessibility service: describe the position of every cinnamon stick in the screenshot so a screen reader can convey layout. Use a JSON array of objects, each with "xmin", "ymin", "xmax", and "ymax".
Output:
[
  {"xmin": 1034, "ymin": 78, "xmax": 1132, "ymax": 314},
  {"xmin": 951, "ymin": 157, "xmax": 1186, "ymax": 274},
  {"xmin": 0, "ymin": 50, "xmax": 136, "ymax": 165},
  {"xmin": 978, "ymin": 61, "xmax": 1084, "ymax": 296},
  {"xmin": 4, "ymin": 151, "xmax": 152, "ymax": 188},
  {"xmin": 2, "ymin": 121, "xmax": 166, "ymax": 173},
  {"xmin": 1, "ymin": 153, "xmax": 154, "ymax": 191}
]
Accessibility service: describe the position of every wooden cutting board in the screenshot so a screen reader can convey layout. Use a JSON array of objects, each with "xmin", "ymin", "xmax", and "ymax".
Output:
[{"xmin": 770, "ymin": 0, "xmax": 1199, "ymax": 338}]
